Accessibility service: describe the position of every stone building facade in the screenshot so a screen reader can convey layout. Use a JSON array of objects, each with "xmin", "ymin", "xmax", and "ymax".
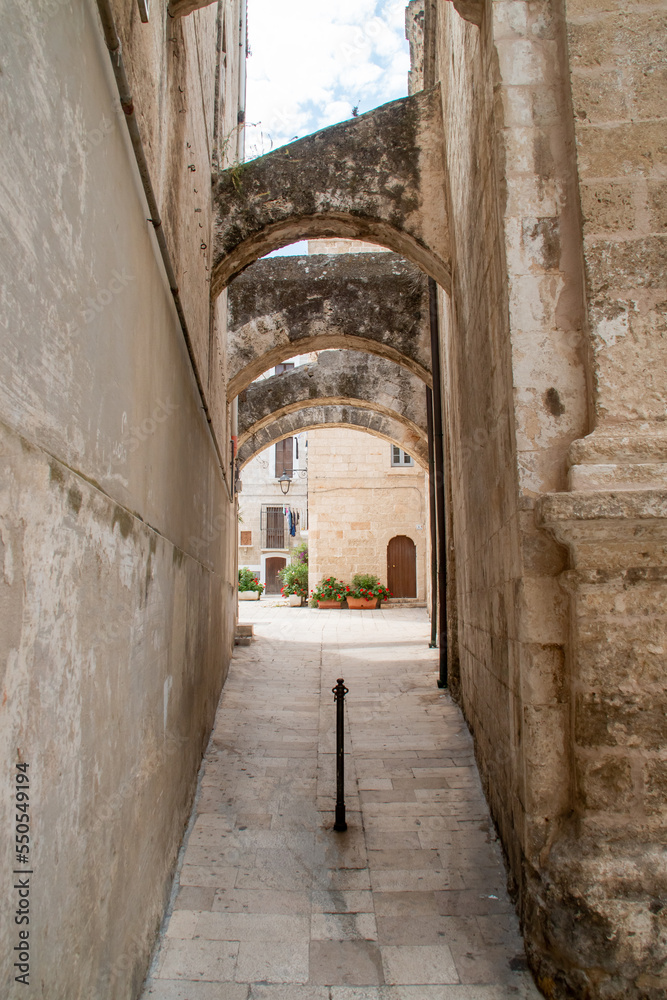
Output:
[
  {"xmin": 308, "ymin": 427, "xmax": 428, "ymax": 602},
  {"xmin": 237, "ymin": 428, "xmax": 308, "ymax": 593}
]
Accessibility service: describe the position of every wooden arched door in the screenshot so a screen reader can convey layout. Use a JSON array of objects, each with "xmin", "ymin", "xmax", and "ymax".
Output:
[
  {"xmin": 265, "ymin": 557, "xmax": 286, "ymax": 594},
  {"xmin": 387, "ymin": 535, "xmax": 416, "ymax": 598}
]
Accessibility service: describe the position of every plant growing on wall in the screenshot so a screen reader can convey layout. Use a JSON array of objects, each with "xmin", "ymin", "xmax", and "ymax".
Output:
[{"xmin": 238, "ymin": 567, "xmax": 264, "ymax": 594}]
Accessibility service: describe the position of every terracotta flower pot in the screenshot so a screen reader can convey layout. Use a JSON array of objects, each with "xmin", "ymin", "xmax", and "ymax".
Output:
[
  {"xmin": 346, "ymin": 596, "xmax": 378, "ymax": 610},
  {"xmin": 317, "ymin": 599, "xmax": 344, "ymax": 609}
]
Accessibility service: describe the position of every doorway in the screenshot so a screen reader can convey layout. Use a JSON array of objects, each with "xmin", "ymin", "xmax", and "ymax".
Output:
[
  {"xmin": 387, "ymin": 535, "xmax": 416, "ymax": 598},
  {"xmin": 265, "ymin": 556, "xmax": 286, "ymax": 594}
]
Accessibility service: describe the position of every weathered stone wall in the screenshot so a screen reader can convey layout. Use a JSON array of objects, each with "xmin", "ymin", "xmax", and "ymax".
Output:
[
  {"xmin": 431, "ymin": 0, "xmax": 666, "ymax": 994},
  {"xmin": 308, "ymin": 428, "xmax": 429, "ymax": 600},
  {"xmin": 0, "ymin": 1, "xmax": 240, "ymax": 996},
  {"xmin": 566, "ymin": 0, "xmax": 667, "ymax": 437},
  {"xmin": 532, "ymin": 0, "xmax": 667, "ymax": 992},
  {"xmin": 226, "ymin": 253, "xmax": 431, "ymax": 398},
  {"xmin": 237, "ymin": 351, "xmax": 428, "ymax": 447}
]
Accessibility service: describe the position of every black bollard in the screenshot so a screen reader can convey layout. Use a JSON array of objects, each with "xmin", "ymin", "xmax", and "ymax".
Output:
[{"xmin": 332, "ymin": 678, "xmax": 349, "ymax": 832}]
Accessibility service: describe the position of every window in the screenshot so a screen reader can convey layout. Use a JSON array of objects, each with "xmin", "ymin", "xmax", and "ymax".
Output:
[
  {"xmin": 391, "ymin": 446, "xmax": 414, "ymax": 467},
  {"xmin": 240, "ymin": 530, "xmax": 252, "ymax": 546},
  {"xmin": 275, "ymin": 437, "xmax": 294, "ymax": 478},
  {"xmin": 275, "ymin": 362, "xmax": 295, "ymax": 376},
  {"xmin": 262, "ymin": 506, "xmax": 285, "ymax": 549}
]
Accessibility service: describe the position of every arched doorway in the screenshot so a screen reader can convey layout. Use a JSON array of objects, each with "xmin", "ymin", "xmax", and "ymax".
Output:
[
  {"xmin": 387, "ymin": 535, "xmax": 416, "ymax": 598},
  {"xmin": 265, "ymin": 556, "xmax": 286, "ymax": 594}
]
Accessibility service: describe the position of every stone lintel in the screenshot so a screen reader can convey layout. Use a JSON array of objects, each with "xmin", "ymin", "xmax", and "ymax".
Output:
[{"xmin": 212, "ymin": 88, "xmax": 449, "ymax": 295}]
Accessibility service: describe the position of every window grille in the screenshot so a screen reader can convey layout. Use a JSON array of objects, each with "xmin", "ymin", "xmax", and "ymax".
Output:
[{"xmin": 261, "ymin": 506, "xmax": 285, "ymax": 549}]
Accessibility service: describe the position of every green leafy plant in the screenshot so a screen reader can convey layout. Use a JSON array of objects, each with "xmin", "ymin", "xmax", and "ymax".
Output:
[
  {"xmin": 348, "ymin": 574, "xmax": 392, "ymax": 601},
  {"xmin": 238, "ymin": 567, "xmax": 264, "ymax": 594},
  {"xmin": 279, "ymin": 560, "xmax": 308, "ymax": 599},
  {"xmin": 311, "ymin": 577, "xmax": 346, "ymax": 603}
]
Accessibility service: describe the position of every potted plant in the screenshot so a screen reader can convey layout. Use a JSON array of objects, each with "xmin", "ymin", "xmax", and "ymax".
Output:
[
  {"xmin": 311, "ymin": 577, "xmax": 346, "ymax": 609},
  {"xmin": 279, "ymin": 545, "xmax": 309, "ymax": 607},
  {"xmin": 346, "ymin": 574, "xmax": 392, "ymax": 609},
  {"xmin": 238, "ymin": 567, "xmax": 264, "ymax": 601}
]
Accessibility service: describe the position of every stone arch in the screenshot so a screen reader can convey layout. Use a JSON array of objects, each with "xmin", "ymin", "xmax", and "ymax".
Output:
[
  {"xmin": 212, "ymin": 89, "xmax": 449, "ymax": 295},
  {"xmin": 226, "ymin": 252, "xmax": 431, "ymax": 400},
  {"xmin": 237, "ymin": 405, "xmax": 428, "ymax": 470},
  {"xmin": 237, "ymin": 352, "xmax": 427, "ymax": 446}
]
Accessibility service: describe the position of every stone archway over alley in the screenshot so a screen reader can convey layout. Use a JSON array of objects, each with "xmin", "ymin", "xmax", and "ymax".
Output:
[{"xmin": 142, "ymin": 603, "xmax": 542, "ymax": 1000}]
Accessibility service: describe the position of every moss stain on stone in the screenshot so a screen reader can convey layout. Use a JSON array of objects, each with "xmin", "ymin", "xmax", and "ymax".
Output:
[
  {"xmin": 112, "ymin": 506, "xmax": 134, "ymax": 539},
  {"xmin": 67, "ymin": 486, "xmax": 83, "ymax": 516}
]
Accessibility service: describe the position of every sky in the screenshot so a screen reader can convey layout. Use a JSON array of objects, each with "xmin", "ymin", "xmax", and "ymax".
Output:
[{"xmin": 245, "ymin": 0, "xmax": 411, "ymax": 161}]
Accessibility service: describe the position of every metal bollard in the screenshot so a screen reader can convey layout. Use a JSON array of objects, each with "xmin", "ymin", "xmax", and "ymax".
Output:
[{"xmin": 332, "ymin": 678, "xmax": 349, "ymax": 832}]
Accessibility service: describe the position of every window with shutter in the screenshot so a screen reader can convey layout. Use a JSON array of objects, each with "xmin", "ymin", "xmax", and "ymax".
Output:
[{"xmin": 275, "ymin": 437, "xmax": 294, "ymax": 478}]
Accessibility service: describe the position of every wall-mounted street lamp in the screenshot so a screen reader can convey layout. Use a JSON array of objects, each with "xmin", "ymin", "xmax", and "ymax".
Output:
[{"xmin": 277, "ymin": 469, "xmax": 308, "ymax": 495}]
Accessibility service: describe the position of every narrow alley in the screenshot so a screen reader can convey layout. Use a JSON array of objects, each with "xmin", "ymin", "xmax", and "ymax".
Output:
[{"xmin": 141, "ymin": 605, "xmax": 542, "ymax": 999}]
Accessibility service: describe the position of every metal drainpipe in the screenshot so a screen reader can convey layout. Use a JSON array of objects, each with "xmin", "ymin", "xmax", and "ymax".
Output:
[
  {"xmin": 94, "ymin": 0, "xmax": 233, "ymax": 503},
  {"xmin": 429, "ymin": 277, "xmax": 448, "ymax": 688},
  {"xmin": 426, "ymin": 387, "xmax": 438, "ymax": 648}
]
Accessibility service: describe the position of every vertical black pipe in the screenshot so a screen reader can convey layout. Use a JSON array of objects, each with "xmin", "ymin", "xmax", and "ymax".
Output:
[
  {"xmin": 333, "ymin": 678, "xmax": 348, "ymax": 831},
  {"xmin": 426, "ymin": 387, "xmax": 438, "ymax": 648},
  {"xmin": 429, "ymin": 278, "xmax": 448, "ymax": 688}
]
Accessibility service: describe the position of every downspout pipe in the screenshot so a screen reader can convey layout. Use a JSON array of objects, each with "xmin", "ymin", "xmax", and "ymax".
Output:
[
  {"xmin": 429, "ymin": 277, "xmax": 448, "ymax": 688},
  {"xmin": 426, "ymin": 387, "xmax": 438, "ymax": 648},
  {"xmin": 95, "ymin": 0, "xmax": 232, "ymax": 503}
]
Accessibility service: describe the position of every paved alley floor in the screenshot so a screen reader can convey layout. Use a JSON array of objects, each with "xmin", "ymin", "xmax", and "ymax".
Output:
[{"xmin": 142, "ymin": 603, "xmax": 543, "ymax": 1000}]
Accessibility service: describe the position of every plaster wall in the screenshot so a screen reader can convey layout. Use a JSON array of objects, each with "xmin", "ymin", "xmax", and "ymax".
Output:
[
  {"xmin": 308, "ymin": 428, "xmax": 428, "ymax": 600},
  {"xmin": 0, "ymin": 1, "xmax": 239, "ymax": 996}
]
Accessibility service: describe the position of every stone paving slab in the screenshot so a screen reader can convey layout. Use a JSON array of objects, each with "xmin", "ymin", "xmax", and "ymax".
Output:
[{"xmin": 141, "ymin": 604, "xmax": 542, "ymax": 999}]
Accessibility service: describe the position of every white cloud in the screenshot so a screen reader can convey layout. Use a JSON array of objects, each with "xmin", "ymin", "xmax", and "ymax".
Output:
[{"xmin": 245, "ymin": 0, "xmax": 410, "ymax": 155}]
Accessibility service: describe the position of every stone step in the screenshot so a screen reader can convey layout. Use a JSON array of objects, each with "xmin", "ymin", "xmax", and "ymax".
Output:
[
  {"xmin": 384, "ymin": 598, "xmax": 428, "ymax": 608},
  {"xmin": 234, "ymin": 623, "xmax": 254, "ymax": 645}
]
